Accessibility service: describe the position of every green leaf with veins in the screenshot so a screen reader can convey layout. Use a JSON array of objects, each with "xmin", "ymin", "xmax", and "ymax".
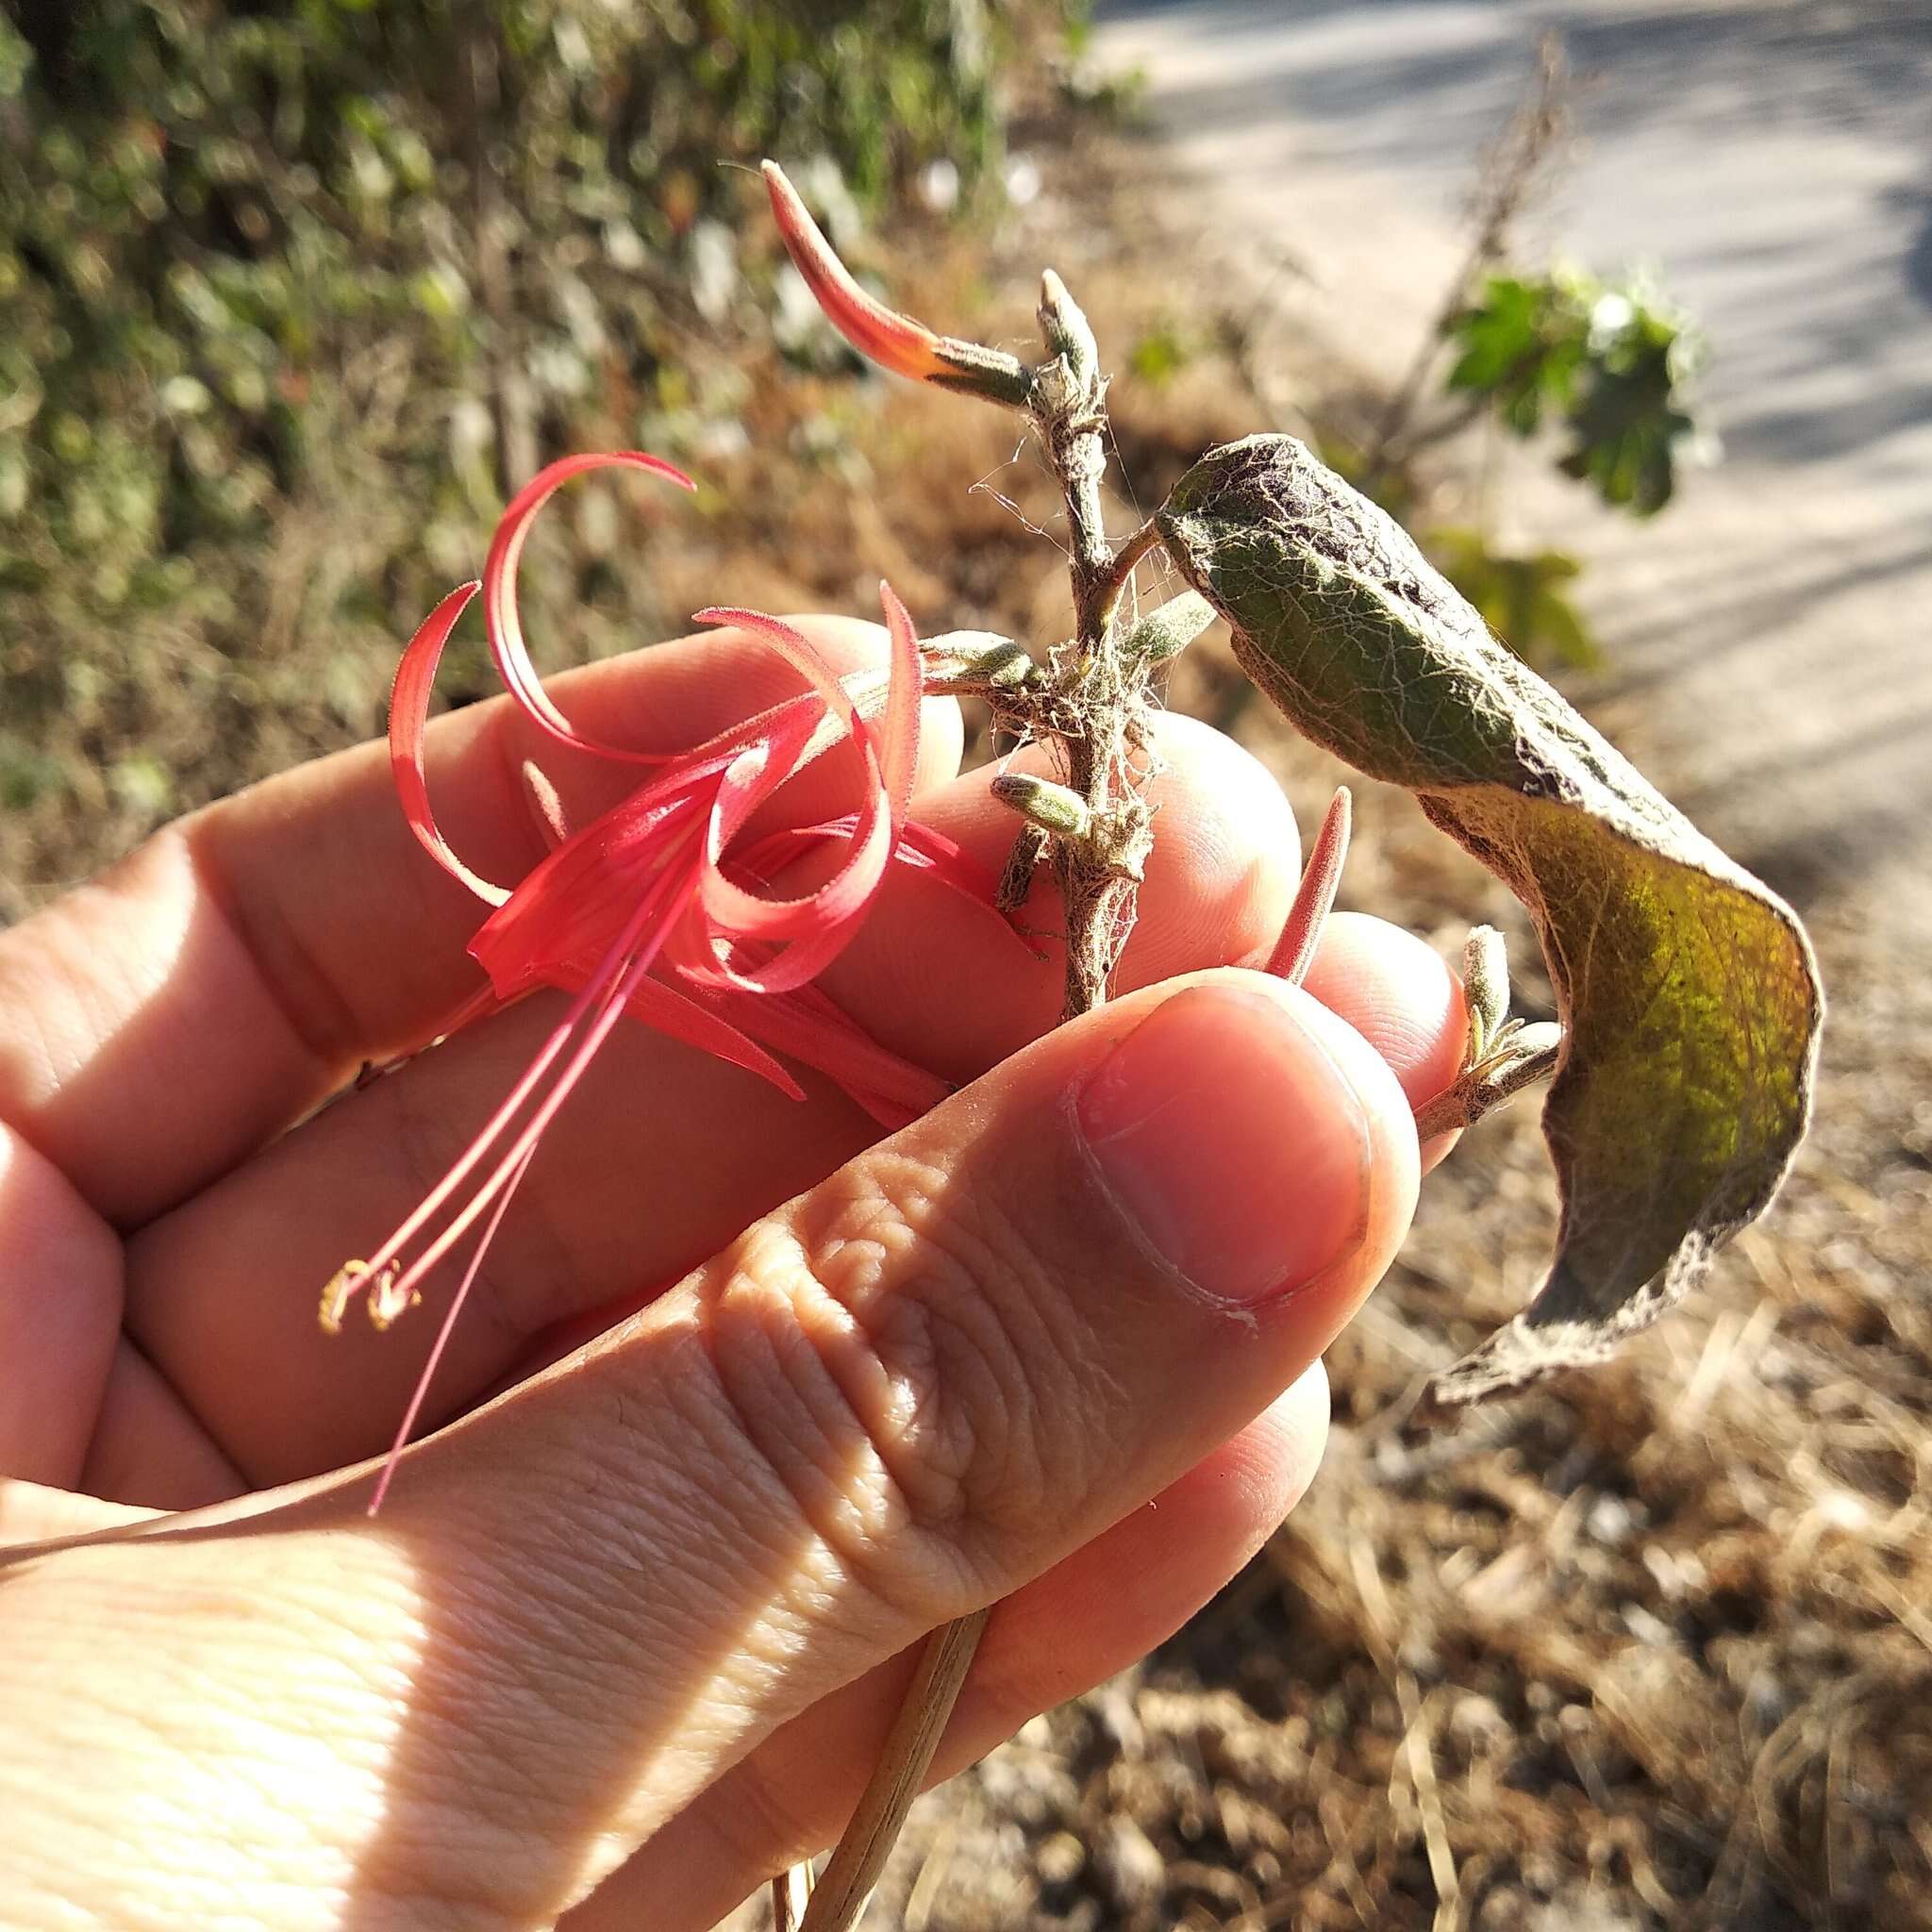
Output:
[{"xmin": 1157, "ymin": 434, "xmax": 1823, "ymax": 1408}]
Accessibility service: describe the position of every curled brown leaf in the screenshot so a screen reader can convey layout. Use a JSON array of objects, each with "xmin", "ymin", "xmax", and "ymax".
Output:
[{"xmin": 1157, "ymin": 434, "xmax": 1824, "ymax": 1407}]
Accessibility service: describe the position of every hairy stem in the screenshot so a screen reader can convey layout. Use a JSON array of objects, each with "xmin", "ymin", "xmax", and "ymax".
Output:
[{"xmin": 1035, "ymin": 272, "xmax": 1156, "ymax": 1020}]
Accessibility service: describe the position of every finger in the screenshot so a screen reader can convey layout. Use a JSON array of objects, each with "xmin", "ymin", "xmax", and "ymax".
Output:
[
  {"xmin": 0, "ymin": 1475, "xmax": 158, "ymax": 1552},
  {"xmin": 1300, "ymin": 910, "xmax": 1468, "ymax": 1174},
  {"xmin": 0, "ymin": 1124, "xmax": 122, "ymax": 1488},
  {"xmin": 308, "ymin": 968, "xmax": 1420, "ymax": 1923},
  {"xmin": 571, "ymin": 1367, "xmax": 1331, "ymax": 1930},
  {"xmin": 0, "ymin": 617, "xmax": 962, "ymax": 1226},
  {"xmin": 119, "ymin": 716, "xmax": 1307, "ymax": 1485}
]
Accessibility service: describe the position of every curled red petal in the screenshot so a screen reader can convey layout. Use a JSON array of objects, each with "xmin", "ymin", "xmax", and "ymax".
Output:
[
  {"xmin": 692, "ymin": 605, "xmax": 866, "ymax": 733},
  {"xmin": 700, "ymin": 736, "xmax": 892, "ymax": 944},
  {"xmin": 464, "ymin": 686, "xmax": 848, "ymax": 999},
  {"xmin": 762, "ymin": 161, "xmax": 951, "ymax": 384},
  {"xmin": 690, "ymin": 608, "xmax": 899, "ymax": 948},
  {"xmin": 390, "ymin": 581, "xmax": 512, "ymax": 908},
  {"xmin": 483, "ymin": 451, "xmax": 695, "ymax": 763}
]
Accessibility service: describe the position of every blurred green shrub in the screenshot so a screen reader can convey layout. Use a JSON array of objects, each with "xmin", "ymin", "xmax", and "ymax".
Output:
[
  {"xmin": 1444, "ymin": 267, "xmax": 1704, "ymax": 517},
  {"xmin": 1427, "ymin": 525, "xmax": 1598, "ymax": 670},
  {"xmin": 0, "ymin": 0, "xmax": 1064, "ymax": 899},
  {"xmin": 0, "ymin": 0, "xmax": 1033, "ymax": 595}
]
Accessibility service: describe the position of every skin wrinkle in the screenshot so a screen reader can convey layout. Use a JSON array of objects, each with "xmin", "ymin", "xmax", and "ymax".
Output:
[
  {"xmin": 340, "ymin": 1546, "xmax": 635, "ymax": 1920},
  {"xmin": 701, "ymin": 1212, "xmax": 967, "ymax": 1638},
  {"xmin": 538, "ymin": 1410, "xmax": 790, "ymax": 1713},
  {"xmin": 903, "ymin": 1187, "xmax": 1127, "ymax": 1559},
  {"xmin": 5, "ymin": 1549, "xmax": 408, "ymax": 1922},
  {"xmin": 800, "ymin": 1134, "xmax": 1133, "ymax": 1592},
  {"xmin": 183, "ymin": 818, "xmax": 365, "ymax": 1091}
]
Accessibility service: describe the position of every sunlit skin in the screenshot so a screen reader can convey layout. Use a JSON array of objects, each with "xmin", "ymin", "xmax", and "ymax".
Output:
[{"xmin": 0, "ymin": 608, "xmax": 1468, "ymax": 1929}]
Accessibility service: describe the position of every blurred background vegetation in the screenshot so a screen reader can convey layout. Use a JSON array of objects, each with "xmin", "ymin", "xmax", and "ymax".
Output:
[
  {"xmin": 0, "ymin": 4, "xmax": 1705, "ymax": 913},
  {"xmin": 0, "ymin": 0, "xmax": 1079, "ymax": 910}
]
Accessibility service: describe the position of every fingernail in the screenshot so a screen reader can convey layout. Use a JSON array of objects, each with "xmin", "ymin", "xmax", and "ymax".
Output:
[{"xmin": 1074, "ymin": 984, "xmax": 1372, "ymax": 1307}]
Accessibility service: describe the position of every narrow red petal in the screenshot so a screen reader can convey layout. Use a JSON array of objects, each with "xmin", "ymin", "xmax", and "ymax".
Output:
[
  {"xmin": 698, "ymin": 980, "xmax": 950, "ymax": 1121},
  {"xmin": 540, "ymin": 956, "xmax": 805, "ymax": 1102},
  {"xmin": 891, "ymin": 819, "xmax": 1005, "ymax": 908},
  {"xmin": 469, "ymin": 787, "xmax": 708, "ymax": 997},
  {"xmin": 390, "ymin": 581, "xmax": 512, "ymax": 908},
  {"xmin": 676, "ymin": 916, "xmax": 869, "ymax": 999},
  {"xmin": 1266, "ymin": 786, "xmax": 1353, "ymax": 987},
  {"xmin": 483, "ymin": 451, "xmax": 695, "ymax": 763},
  {"xmin": 762, "ymin": 161, "xmax": 951, "ymax": 383}
]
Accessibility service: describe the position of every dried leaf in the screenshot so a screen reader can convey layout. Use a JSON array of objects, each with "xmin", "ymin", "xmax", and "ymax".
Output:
[{"xmin": 1157, "ymin": 434, "xmax": 1823, "ymax": 1406}]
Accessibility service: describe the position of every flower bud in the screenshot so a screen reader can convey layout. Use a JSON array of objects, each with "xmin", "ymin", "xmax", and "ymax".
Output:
[
  {"xmin": 991, "ymin": 772, "xmax": 1091, "ymax": 840},
  {"xmin": 923, "ymin": 629, "xmax": 1040, "ymax": 691},
  {"xmin": 1039, "ymin": 268, "xmax": 1099, "ymax": 392},
  {"xmin": 1461, "ymin": 924, "xmax": 1511, "ymax": 1061},
  {"xmin": 763, "ymin": 161, "xmax": 1031, "ymax": 408},
  {"xmin": 1119, "ymin": 591, "xmax": 1215, "ymax": 667}
]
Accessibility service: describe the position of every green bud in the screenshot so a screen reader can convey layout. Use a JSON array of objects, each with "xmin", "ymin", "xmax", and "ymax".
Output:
[
  {"xmin": 1119, "ymin": 591, "xmax": 1216, "ymax": 666},
  {"xmin": 922, "ymin": 630, "xmax": 1039, "ymax": 690},
  {"xmin": 1460, "ymin": 924, "xmax": 1510, "ymax": 1063},
  {"xmin": 1039, "ymin": 268, "xmax": 1100, "ymax": 392},
  {"xmin": 991, "ymin": 772, "xmax": 1091, "ymax": 840}
]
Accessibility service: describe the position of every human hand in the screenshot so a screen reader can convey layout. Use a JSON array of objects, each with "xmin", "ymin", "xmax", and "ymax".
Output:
[{"xmin": 0, "ymin": 617, "xmax": 1466, "ymax": 1929}]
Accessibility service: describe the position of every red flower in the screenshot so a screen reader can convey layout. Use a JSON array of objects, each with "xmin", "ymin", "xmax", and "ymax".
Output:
[
  {"xmin": 326, "ymin": 451, "xmax": 1004, "ymax": 1506},
  {"xmin": 762, "ymin": 161, "xmax": 954, "ymax": 384}
]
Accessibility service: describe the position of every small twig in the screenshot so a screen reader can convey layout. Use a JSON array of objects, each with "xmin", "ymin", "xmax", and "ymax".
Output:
[
  {"xmin": 1398, "ymin": 1672, "xmax": 1462, "ymax": 1932},
  {"xmin": 1364, "ymin": 33, "xmax": 1571, "ymax": 479},
  {"xmin": 1100, "ymin": 516, "xmax": 1164, "ymax": 604},
  {"xmin": 770, "ymin": 1859, "xmax": 813, "ymax": 1932},
  {"xmin": 796, "ymin": 1608, "xmax": 991, "ymax": 1932}
]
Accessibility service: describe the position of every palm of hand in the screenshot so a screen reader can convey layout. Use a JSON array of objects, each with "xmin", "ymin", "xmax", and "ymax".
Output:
[{"xmin": 0, "ymin": 619, "xmax": 1462, "ymax": 1929}]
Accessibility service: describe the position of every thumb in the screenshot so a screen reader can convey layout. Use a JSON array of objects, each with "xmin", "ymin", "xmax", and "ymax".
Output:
[
  {"xmin": 391, "ymin": 966, "xmax": 1419, "ymax": 1914},
  {"xmin": 1, "ymin": 971, "xmax": 1416, "ymax": 1931}
]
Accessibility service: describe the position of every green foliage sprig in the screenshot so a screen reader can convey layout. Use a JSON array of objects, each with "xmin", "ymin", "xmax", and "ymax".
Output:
[{"xmin": 1444, "ymin": 266, "xmax": 1706, "ymax": 517}]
